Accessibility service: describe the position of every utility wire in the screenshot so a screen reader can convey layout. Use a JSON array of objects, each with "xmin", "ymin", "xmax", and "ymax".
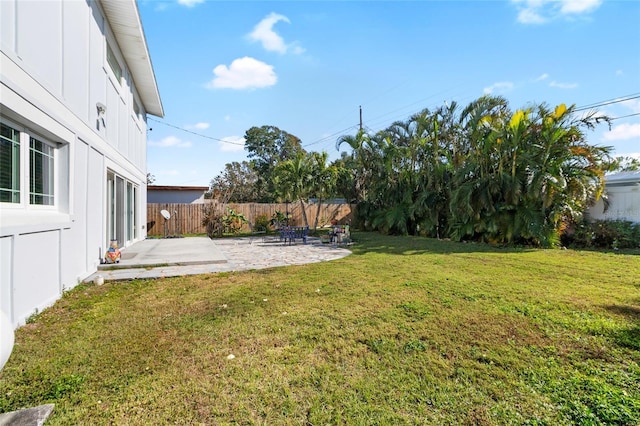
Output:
[
  {"xmin": 147, "ymin": 116, "xmax": 244, "ymax": 145},
  {"xmin": 147, "ymin": 93, "xmax": 640, "ymax": 150},
  {"xmin": 574, "ymin": 93, "xmax": 640, "ymax": 112},
  {"xmin": 303, "ymin": 124, "xmax": 360, "ymax": 148},
  {"xmin": 610, "ymin": 112, "xmax": 640, "ymax": 121}
]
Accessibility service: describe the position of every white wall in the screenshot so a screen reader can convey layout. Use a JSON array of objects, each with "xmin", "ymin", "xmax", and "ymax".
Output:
[
  {"xmin": 13, "ymin": 231, "xmax": 61, "ymax": 323},
  {"xmin": 147, "ymin": 190, "xmax": 208, "ymax": 204},
  {"xmin": 589, "ymin": 184, "xmax": 640, "ymax": 223},
  {"xmin": 1, "ymin": 0, "xmax": 151, "ymax": 327}
]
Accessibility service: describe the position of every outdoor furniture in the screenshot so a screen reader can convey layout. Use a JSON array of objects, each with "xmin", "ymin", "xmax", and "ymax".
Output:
[
  {"xmin": 279, "ymin": 226, "xmax": 309, "ymax": 245},
  {"xmin": 331, "ymin": 225, "xmax": 351, "ymax": 245},
  {"xmin": 248, "ymin": 222, "xmax": 268, "ymax": 244}
]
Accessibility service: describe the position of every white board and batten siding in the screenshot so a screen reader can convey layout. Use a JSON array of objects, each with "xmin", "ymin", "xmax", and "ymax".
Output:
[
  {"xmin": 588, "ymin": 172, "xmax": 640, "ymax": 224},
  {"xmin": 1, "ymin": 0, "xmax": 162, "ymax": 328}
]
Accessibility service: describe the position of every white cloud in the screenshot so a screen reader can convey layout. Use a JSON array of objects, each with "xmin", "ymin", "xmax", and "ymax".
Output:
[
  {"xmin": 619, "ymin": 98, "xmax": 640, "ymax": 114},
  {"xmin": 290, "ymin": 45, "xmax": 306, "ymax": 55},
  {"xmin": 616, "ymin": 70, "xmax": 623, "ymax": 76},
  {"xmin": 224, "ymin": 115, "xmax": 231, "ymax": 121},
  {"xmin": 517, "ymin": 8, "xmax": 546, "ymax": 24},
  {"xmin": 483, "ymin": 81, "xmax": 514, "ymax": 95},
  {"xmin": 219, "ymin": 136, "xmax": 246, "ymax": 152},
  {"xmin": 248, "ymin": 12, "xmax": 305, "ymax": 55},
  {"xmin": 559, "ymin": 0, "xmax": 602, "ymax": 14},
  {"xmin": 549, "ymin": 80, "xmax": 578, "ymax": 89},
  {"xmin": 185, "ymin": 122, "xmax": 210, "ymax": 130},
  {"xmin": 177, "ymin": 0, "xmax": 203, "ymax": 7},
  {"xmin": 249, "ymin": 13, "xmax": 289, "ymax": 54},
  {"xmin": 512, "ymin": 0, "xmax": 603, "ymax": 24},
  {"xmin": 149, "ymin": 136, "xmax": 192, "ymax": 148},
  {"xmin": 603, "ymin": 123, "xmax": 640, "ymax": 141},
  {"xmin": 207, "ymin": 57, "xmax": 277, "ymax": 90},
  {"xmin": 535, "ymin": 73, "xmax": 549, "ymax": 81},
  {"xmin": 187, "ymin": 121, "xmax": 210, "ymax": 130}
]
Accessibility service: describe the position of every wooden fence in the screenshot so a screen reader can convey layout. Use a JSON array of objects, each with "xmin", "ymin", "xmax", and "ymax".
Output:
[{"xmin": 146, "ymin": 202, "xmax": 356, "ymax": 236}]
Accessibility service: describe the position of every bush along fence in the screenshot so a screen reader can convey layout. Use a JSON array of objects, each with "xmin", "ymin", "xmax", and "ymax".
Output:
[{"xmin": 147, "ymin": 202, "xmax": 356, "ymax": 237}]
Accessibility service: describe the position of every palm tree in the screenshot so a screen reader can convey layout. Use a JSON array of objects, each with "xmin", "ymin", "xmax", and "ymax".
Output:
[
  {"xmin": 336, "ymin": 96, "xmax": 611, "ymax": 246},
  {"xmin": 520, "ymin": 104, "xmax": 610, "ymax": 245},
  {"xmin": 308, "ymin": 151, "xmax": 338, "ymax": 231},
  {"xmin": 336, "ymin": 129, "xmax": 375, "ymax": 204},
  {"xmin": 273, "ymin": 152, "xmax": 314, "ymax": 228}
]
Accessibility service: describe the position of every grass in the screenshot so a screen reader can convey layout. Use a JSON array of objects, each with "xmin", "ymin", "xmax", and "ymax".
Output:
[{"xmin": 1, "ymin": 232, "xmax": 638, "ymax": 425}]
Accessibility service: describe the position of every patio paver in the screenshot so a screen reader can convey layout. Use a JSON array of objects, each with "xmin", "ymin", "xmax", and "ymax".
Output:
[{"xmin": 86, "ymin": 236, "xmax": 351, "ymax": 282}]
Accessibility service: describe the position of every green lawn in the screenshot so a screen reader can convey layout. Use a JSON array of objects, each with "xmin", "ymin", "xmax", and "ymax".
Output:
[{"xmin": 1, "ymin": 233, "xmax": 638, "ymax": 425}]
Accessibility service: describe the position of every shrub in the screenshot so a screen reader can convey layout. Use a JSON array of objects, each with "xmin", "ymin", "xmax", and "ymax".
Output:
[
  {"xmin": 564, "ymin": 219, "xmax": 640, "ymax": 249},
  {"xmin": 223, "ymin": 208, "xmax": 248, "ymax": 234},
  {"xmin": 253, "ymin": 214, "xmax": 270, "ymax": 232},
  {"xmin": 202, "ymin": 204, "xmax": 224, "ymax": 238},
  {"xmin": 270, "ymin": 211, "xmax": 290, "ymax": 228}
]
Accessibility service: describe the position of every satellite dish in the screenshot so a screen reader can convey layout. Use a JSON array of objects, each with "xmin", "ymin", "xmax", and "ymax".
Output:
[{"xmin": 160, "ymin": 209, "xmax": 171, "ymax": 220}]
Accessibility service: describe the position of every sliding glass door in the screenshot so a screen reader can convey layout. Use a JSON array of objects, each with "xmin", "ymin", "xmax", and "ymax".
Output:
[{"xmin": 106, "ymin": 170, "xmax": 138, "ymax": 250}]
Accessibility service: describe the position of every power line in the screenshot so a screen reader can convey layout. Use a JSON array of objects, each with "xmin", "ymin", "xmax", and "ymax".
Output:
[
  {"xmin": 574, "ymin": 93, "xmax": 640, "ymax": 112},
  {"xmin": 147, "ymin": 117, "xmax": 244, "ymax": 146},
  {"xmin": 147, "ymin": 92, "xmax": 640, "ymax": 152},
  {"xmin": 610, "ymin": 112, "xmax": 640, "ymax": 121},
  {"xmin": 302, "ymin": 124, "xmax": 360, "ymax": 148}
]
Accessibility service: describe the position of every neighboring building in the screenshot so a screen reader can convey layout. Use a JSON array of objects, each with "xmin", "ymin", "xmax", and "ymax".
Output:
[
  {"xmin": 588, "ymin": 171, "xmax": 640, "ymax": 223},
  {"xmin": 1, "ymin": 0, "xmax": 163, "ymax": 327},
  {"xmin": 147, "ymin": 185, "xmax": 209, "ymax": 204}
]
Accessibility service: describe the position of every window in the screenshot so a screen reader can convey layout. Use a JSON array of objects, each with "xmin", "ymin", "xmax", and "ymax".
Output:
[
  {"xmin": 107, "ymin": 42, "xmax": 122, "ymax": 83},
  {"xmin": 29, "ymin": 137, "xmax": 55, "ymax": 205},
  {"xmin": 0, "ymin": 123, "xmax": 20, "ymax": 203},
  {"xmin": 1, "ymin": 120, "xmax": 60, "ymax": 208}
]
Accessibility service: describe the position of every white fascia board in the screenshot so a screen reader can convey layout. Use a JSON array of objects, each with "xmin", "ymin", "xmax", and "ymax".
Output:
[{"xmin": 98, "ymin": 0, "xmax": 164, "ymax": 117}]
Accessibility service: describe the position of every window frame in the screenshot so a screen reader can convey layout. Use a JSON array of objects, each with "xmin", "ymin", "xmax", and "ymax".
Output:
[
  {"xmin": 0, "ymin": 122, "xmax": 22, "ymax": 204},
  {"xmin": 29, "ymin": 136, "xmax": 56, "ymax": 206},
  {"xmin": 106, "ymin": 41, "xmax": 123, "ymax": 86},
  {"xmin": 106, "ymin": 169, "xmax": 139, "ymax": 249},
  {"xmin": 0, "ymin": 119, "xmax": 58, "ymax": 210}
]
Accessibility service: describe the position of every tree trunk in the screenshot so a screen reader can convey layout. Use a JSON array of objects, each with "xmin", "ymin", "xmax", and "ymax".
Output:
[
  {"xmin": 299, "ymin": 199, "xmax": 309, "ymax": 228},
  {"xmin": 313, "ymin": 198, "xmax": 323, "ymax": 231}
]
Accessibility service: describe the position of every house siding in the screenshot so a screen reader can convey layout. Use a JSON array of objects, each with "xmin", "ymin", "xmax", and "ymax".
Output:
[
  {"xmin": 147, "ymin": 190, "xmax": 208, "ymax": 204},
  {"xmin": 587, "ymin": 172, "xmax": 640, "ymax": 224},
  {"xmin": 0, "ymin": 0, "xmax": 158, "ymax": 328},
  {"xmin": 589, "ymin": 185, "xmax": 640, "ymax": 223}
]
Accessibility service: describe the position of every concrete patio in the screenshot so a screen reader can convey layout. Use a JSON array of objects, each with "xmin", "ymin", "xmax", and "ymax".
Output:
[{"xmin": 87, "ymin": 236, "xmax": 352, "ymax": 282}]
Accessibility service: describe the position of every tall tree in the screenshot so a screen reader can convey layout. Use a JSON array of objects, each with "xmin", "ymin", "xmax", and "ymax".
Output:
[
  {"xmin": 336, "ymin": 129, "xmax": 373, "ymax": 204},
  {"xmin": 244, "ymin": 125, "xmax": 305, "ymax": 202},
  {"xmin": 208, "ymin": 161, "xmax": 258, "ymax": 202},
  {"xmin": 308, "ymin": 151, "xmax": 338, "ymax": 230},
  {"xmin": 332, "ymin": 152, "xmax": 358, "ymax": 204},
  {"xmin": 338, "ymin": 96, "xmax": 611, "ymax": 246},
  {"xmin": 606, "ymin": 155, "xmax": 640, "ymax": 172},
  {"xmin": 273, "ymin": 151, "xmax": 313, "ymax": 227}
]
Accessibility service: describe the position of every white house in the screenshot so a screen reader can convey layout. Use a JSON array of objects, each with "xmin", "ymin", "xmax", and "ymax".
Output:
[
  {"xmin": 147, "ymin": 185, "xmax": 209, "ymax": 204},
  {"xmin": 588, "ymin": 171, "xmax": 640, "ymax": 223},
  {"xmin": 0, "ymin": 0, "xmax": 163, "ymax": 328}
]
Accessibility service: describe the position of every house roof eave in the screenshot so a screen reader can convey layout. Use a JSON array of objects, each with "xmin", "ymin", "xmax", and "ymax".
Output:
[
  {"xmin": 99, "ymin": 0, "xmax": 164, "ymax": 118},
  {"xmin": 148, "ymin": 185, "xmax": 209, "ymax": 191},
  {"xmin": 605, "ymin": 171, "xmax": 640, "ymax": 185}
]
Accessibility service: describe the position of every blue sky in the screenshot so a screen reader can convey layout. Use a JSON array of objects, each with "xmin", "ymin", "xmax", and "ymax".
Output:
[{"xmin": 139, "ymin": 0, "xmax": 640, "ymax": 186}]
